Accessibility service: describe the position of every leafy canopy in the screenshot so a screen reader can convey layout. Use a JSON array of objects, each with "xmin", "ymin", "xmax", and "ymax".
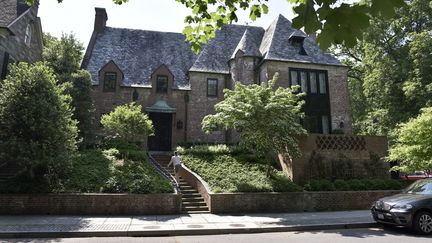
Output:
[
  {"xmin": 0, "ymin": 62, "xmax": 78, "ymax": 187},
  {"xmin": 387, "ymin": 107, "xmax": 432, "ymax": 173},
  {"xmin": 101, "ymin": 103, "xmax": 154, "ymax": 144},
  {"xmin": 331, "ymin": 0, "xmax": 432, "ymax": 136},
  {"xmin": 42, "ymin": 33, "xmax": 95, "ymax": 147},
  {"xmin": 202, "ymin": 74, "xmax": 306, "ymax": 159},
  {"xmin": 26, "ymin": 0, "xmax": 406, "ymax": 52}
]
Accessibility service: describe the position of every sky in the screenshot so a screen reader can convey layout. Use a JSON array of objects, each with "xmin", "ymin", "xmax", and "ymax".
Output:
[{"xmin": 38, "ymin": 0, "xmax": 295, "ymax": 48}]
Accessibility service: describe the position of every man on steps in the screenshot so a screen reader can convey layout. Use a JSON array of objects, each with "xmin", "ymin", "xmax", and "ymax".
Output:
[{"xmin": 167, "ymin": 151, "xmax": 182, "ymax": 184}]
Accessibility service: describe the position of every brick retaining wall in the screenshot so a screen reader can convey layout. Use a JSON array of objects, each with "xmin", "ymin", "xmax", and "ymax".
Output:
[
  {"xmin": 0, "ymin": 193, "xmax": 181, "ymax": 215},
  {"xmin": 209, "ymin": 190, "xmax": 399, "ymax": 214}
]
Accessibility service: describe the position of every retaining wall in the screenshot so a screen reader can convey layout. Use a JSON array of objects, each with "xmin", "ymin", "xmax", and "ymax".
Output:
[{"xmin": 0, "ymin": 193, "xmax": 181, "ymax": 215}]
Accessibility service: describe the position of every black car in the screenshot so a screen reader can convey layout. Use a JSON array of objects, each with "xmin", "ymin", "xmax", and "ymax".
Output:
[{"xmin": 371, "ymin": 179, "xmax": 432, "ymax": 234}]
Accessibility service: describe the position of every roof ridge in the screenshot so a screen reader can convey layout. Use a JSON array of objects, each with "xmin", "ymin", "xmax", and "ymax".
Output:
[{"xmin": 105, "ymin": 26, "xmax": 186, "ymax": 36}]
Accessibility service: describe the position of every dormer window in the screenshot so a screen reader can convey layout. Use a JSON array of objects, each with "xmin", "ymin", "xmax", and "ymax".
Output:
[
  {"xmin": 289, "ymin": 33, "xmax": 307, "ymax": 55},
  {"xmin": 156, "ymin": 75, "xmax": 168, "ymax": 93},
  {"xmin": 103, "ymin": 72, "xmax": 117, "ymax": 92},
  {"xmin": 24, "ymin": 24, "xmax": 32, "ymax": 46}
]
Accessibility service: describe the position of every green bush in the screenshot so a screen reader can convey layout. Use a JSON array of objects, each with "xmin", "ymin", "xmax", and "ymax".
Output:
[
  {"xmin": 346, "ymin": 179, "xmax": 367, "ymax": 191},
  {"xmin": 62, "ymin": 149, "xmax": 173, "ymax": 194},
  {"xmin": 333, "ymin": 179, "xmax": 350, "ymax": 191},
  {"xmin": 177, "ymin": 144, "xmax": 250, "ymax": 156},
  {"xmin": 182, "ymin": 153, "xmax": 302, "ymax": 193}
]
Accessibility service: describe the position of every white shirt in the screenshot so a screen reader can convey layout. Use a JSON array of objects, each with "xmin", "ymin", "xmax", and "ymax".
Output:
[{"xmin": 170, "ymin": 155, "xmax": 182, "ymax": 166}]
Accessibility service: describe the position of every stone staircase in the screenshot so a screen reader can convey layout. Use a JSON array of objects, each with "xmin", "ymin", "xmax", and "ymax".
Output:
[{"xmin": 151, "ymin": 154, "xmax": 209, "ymax": 214}]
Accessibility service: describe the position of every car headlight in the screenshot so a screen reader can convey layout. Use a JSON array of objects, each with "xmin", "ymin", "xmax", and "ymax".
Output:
[{"xmin": 392, "ymin": 204, "xmax": 413, "ymax": 210}]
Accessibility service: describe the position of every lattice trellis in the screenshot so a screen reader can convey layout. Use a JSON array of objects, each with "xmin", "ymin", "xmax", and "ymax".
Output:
[{"xmin": 316, "ymin": 136, "xmax": 366, "ymax": 150}]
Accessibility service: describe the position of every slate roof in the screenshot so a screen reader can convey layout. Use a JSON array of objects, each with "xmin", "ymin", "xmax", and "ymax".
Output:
[
  {"xmin": 189, "ymin": 25, "xmax": 264, "ymax": 74},
  {"xmin": 0, "ymin": 0, "xmax": 30, "ymax": 27},
  {"xmin": 230, "ymin": 27, "xmax": 265, "ymax": 59},
  {"xmin": 260, "ymin": 15, "xmax": 341, "ymax": 65},
  {"xmin": 86, "ymin": 14, "xmax": 342, "ymax": 88},
  {"xmin": 86, "ymin": 27, "xmax": 197, "ymax": 89}
]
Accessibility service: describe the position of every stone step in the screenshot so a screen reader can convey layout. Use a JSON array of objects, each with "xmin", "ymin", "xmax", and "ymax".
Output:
[
  {"xmin": 181, "ymin": 189, "xmax": 199, "ymax": 194},
  {"xmin": 181, "ymin": 197, "xmax": 205, "ymax": 203},
  {"xmin": 181, "ymin": 193, "xmax": 202, "ymax": 198},
  {"xmin": 182, "ymin": 201, "xmax": 207, "ymax": 206},
  {"xmin": 181, "ymin": 206, "xmax": 209, "ymax": 211},
  {"xmin": 179, "ymin": 185, "xmax": 194, "ymax": 190},
  {"xmin": 181, "ymin": 210, "xmax": 210, "ymax": 214}
]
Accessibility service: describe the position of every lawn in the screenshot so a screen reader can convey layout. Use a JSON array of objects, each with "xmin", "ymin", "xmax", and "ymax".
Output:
[{"xmin": 178, "ymin": 144, "xmax": 303, "ymax": 193}]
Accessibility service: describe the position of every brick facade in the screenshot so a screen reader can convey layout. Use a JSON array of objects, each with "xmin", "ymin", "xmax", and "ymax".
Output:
[
  {"xmin": 85, "ymin": 8, "xmax": 354, "ymax": 151},
  {"xmin": 0, "ymin": 193, "xmax": 181, "ymax": 215}
]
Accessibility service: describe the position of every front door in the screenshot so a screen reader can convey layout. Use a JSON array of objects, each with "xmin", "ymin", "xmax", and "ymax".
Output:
[{"xmin": 148, "ymin": 112, "xmax": 172, "ymax": 151}]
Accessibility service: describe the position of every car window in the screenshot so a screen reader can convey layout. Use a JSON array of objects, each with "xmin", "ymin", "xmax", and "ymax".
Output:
[{"xmin": 404, "ymin": 180, "xmax": 432, "ymax": 194}]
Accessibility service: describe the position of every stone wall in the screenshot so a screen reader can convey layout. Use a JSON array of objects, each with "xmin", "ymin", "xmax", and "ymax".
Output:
[
  {"xmin": 280, "ymin": 134, "xmax": 390, "ymax": 184},
  {"xmin": 259, "ymin": 61, "xmax": 352, "ymax": 134},
  {"xmin": 0, "ymin": 193, "xmax": 181, "ymax": 215},
  {"xmin": 209, "ymin": 190, "xmax": 398, "ymax": 214}
]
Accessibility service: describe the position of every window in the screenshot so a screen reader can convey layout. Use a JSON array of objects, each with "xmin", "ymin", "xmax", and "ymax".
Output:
[
  {"xmin": 290, "ymin": 70, "xmax": 298, "ymax": 86},
  {"xmin": 300, "ymin": 71, "xmax": 308, "ymax": 93},
  {"xmin": 24, "ymin": 24, "xmax": 32, "ymax": 46},
  {"xmin": 1, "ymin": 52, "xmax": 10, "ymax": 80},
  {"xmin": 156, "ymin": 75, "xmax": 168, "ymax": 93},
  {"xmin": 207, "ymin": 78, "xmax": 218, "ymax": 97},
  {"xmin": 319, "ymin": 73, "xmax": 327, "ymax": 94},
  {"xmin": 103, "ymin": 72, "xmax": 117, "ymax": 92},
  {"xmin": 310, "ymin": 72, "xmax": 317, "ymax": 93},
  {"xmin": 321, "ymin": 115, "xmax": 330, "ymax": 134},
  {"xmin": 132, "ymin": 89, "xmax": 139, "ymax": 101},
  {"xmin": 289, "ymin": 68, "xmax": 327, "ymax": 95}
]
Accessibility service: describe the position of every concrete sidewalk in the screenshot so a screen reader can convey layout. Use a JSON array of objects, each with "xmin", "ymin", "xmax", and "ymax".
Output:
[{"xmin": 0, "ymin": 210, "xmax": 376, "ymax": 238}]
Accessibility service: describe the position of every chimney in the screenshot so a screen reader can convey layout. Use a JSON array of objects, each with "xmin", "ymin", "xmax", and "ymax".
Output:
[{"xmin": 94, "ymin": 8, "xmax": 108, "ymax": 33}]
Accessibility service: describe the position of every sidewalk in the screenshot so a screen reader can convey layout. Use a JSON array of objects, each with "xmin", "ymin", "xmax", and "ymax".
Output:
[{"xmin": 0, "ymin": 210, "xmax": 376, "ymax": 238}]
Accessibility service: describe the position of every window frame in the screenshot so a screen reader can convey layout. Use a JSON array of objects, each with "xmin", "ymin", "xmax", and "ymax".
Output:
[
  {"xmin": 207, "ymin": 78, "xmax": 218, "ymax": 97},
  {"xmin": 156, "ymin": 75, "xmax": 169, "ymax": 94},
  {"xmin": 288, "ymin": 68, "xmax": 328, "ymax": 95},
  {"xmin": 103, "ymin": 72, "xmax": 117, "ymax": 92}
]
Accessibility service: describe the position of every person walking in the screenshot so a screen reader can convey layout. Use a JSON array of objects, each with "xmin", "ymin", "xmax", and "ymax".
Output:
[{"xmin": 167, "ymin": 151, "xmax": 182, "ymax": 183}]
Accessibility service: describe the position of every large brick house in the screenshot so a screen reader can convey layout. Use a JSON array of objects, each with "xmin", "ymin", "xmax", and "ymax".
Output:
[
  {"xmin": 0, "ymin": 0, "xmax": 43, "ymax": 79},
  {"xmin": 83, "ymin": 8, "xmax": 352, "ymax": 151}
]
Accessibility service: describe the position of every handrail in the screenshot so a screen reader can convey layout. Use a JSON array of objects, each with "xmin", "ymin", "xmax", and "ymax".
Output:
[{"xmin": 146, "ymin": 152, "xmax": 180, "ymax": 193}]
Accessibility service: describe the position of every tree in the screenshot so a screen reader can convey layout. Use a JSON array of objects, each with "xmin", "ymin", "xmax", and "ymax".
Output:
[
  {"xmin": 0, "ymin": 62, "xmax": 78, "ymax": 187},
  {"xmin": 202, "ymin": 74, "xmax": 306, "ymax": 169},
  {"xmin": 387, "ymin": 107, "xmax": 432, "ymax": 172},
  {"xmin": 27, "ymin": 0, "xmax": 406, "ymax": 52},
  {"xmin": 42, "ymin": 33, "xmax": 95, "ymax": 147},
  {"xmin": 332, "ymin": 0, "xmax": 432, "ymax": 136},
  {"xmin": 101, "ymin": 103, "xmax": 154, "ymax": 146}
]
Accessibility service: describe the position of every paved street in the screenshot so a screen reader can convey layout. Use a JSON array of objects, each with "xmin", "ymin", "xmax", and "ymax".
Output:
[{"xmin": 1, "ymin": 228, "xmax": 431, "ymax": 243}]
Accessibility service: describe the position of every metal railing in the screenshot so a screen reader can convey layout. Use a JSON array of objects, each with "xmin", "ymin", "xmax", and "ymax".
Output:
[{"xmin": 146, "ymin": 152, "xmax": 180, "ymax": 193}]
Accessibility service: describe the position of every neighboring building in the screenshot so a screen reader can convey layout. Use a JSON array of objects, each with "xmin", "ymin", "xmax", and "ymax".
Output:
[
  {"xmin": 0, "ymin": 0, "xmax": 43, "ymax": 79},
  {"xmin": 83, "ymin": 8, "xmax": 352, "ymax": 151}
]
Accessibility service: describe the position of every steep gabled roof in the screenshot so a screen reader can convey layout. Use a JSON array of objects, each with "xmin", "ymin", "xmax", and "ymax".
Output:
[
  {"xmin": 0, "ymin": 0, "xmax": 30, "ymax": 28},
  {"xmin": 230, "ymin": 27, "xmax": 265, "ymax": 59},
  {"xmin": 86, "ymin": 27, "xmax": 197, "ymax": 89},
  {"xmin": 190, "ymin": 25, "xmax": 264, "ymax": 74},
  {"xmin": 260, "ymin": 14, "xmax": 341, "ymax": 65}
]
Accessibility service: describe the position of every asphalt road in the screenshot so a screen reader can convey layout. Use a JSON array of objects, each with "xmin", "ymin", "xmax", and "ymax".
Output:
[{"xmin": 2, "ymin": 227, "xmax": 432, "ymax": 243}]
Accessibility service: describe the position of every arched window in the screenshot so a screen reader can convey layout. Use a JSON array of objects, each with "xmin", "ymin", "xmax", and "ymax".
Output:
[{"xmin": 24, "ymin": 24, "xmax": 32, "ymax": 46}]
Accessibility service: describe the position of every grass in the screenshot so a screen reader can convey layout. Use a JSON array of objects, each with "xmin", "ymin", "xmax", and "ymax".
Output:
[{"xmin": 179, "ymin": 145, "xmax": 302, "ymax": 193}]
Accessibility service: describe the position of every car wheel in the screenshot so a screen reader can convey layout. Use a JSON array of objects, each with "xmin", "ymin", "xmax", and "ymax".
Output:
[{"xmin": 413, "ymin": 211, "xmax": 432, "ymax": 234}]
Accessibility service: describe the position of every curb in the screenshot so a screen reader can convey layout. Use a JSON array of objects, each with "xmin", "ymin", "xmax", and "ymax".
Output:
[{"xmin": 0, "ymin": 222, "xmax": 378, "ymax": 238}]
